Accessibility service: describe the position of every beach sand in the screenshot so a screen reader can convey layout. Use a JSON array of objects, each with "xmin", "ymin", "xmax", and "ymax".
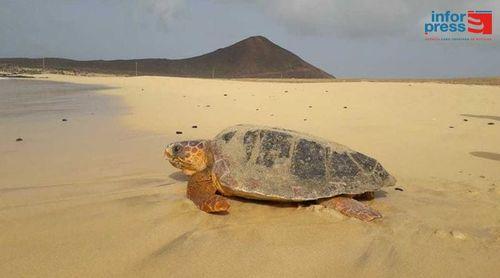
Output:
[{"xmin": 1, "ymin": 75, "xmax": 499, "ymax": 277}]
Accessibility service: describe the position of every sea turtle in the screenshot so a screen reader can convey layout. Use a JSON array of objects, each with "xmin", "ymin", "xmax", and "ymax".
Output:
[{"xmin": 164, "ymin": 125, "xmax": 396, "ymax": 222}]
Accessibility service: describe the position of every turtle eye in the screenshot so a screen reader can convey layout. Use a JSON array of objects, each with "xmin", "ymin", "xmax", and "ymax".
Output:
[{"xmin": 172, "ymin": 144, "xmax": 182, "ymax": 155}]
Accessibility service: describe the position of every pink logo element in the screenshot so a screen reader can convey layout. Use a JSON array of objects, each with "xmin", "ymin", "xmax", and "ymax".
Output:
[{"xmin": 468, "ymin": 11, "xmax": 493, "ymax": 34}]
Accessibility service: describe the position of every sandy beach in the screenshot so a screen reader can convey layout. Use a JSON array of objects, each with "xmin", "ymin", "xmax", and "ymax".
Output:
[{"xmin": 1, "ymin": 75, "xmax": 499, "ymax": 277}]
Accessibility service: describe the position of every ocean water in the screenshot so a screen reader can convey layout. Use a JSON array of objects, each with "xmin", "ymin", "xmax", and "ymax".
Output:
[
  {"xmin": 0, "ymin": 79, "xmax": 127, "ymax": 187},
  {"xmin": 0, "ymin": 79, "xmax": 116, "ymax": 120},
  {"xmin": 0, "ymin": 78, "xmax": 166, "ymax": 190}
]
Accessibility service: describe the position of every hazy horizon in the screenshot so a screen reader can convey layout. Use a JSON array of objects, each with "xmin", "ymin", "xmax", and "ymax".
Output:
[{"xmin": 1, "ymin": 1, "xmax": 499, "ymax": 78}]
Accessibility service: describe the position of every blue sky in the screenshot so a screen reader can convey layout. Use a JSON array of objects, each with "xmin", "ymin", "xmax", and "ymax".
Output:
[{"xmin": 0, "ymin": 0, "xmax": 498, "ymax": 78}]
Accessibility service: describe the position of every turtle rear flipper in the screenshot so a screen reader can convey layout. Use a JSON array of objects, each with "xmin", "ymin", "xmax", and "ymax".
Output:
[{"xmin": 319, "ymin": 196, "xmax": 381, "ymax": 222}]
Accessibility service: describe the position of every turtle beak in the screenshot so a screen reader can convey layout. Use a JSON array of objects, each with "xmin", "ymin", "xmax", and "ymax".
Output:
[{"xmin": 164, "ymin": 148, "xmax": 173, "ymax": 160}]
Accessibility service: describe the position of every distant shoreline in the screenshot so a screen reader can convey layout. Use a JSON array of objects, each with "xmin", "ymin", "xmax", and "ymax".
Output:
[
  {"xmin": 2, "ymin": 68, "xmax": 499, "ymax": 86},
  {"xmin": 236, "ymin": 77, "xmax": 500, "ymax": 86}
]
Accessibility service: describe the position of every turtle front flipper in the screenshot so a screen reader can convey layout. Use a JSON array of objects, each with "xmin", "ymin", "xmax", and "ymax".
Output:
[
  {"xmin": 187, "ymin": 170, "xmax": 230, "ymax": 213},
  {"xmin": 319, "ymin": 196, "xmax": 381, "ymax": 222}
]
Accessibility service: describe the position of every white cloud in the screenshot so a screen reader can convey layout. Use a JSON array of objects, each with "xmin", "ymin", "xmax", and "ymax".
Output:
[
  {"xmin": 142, "ymin": 0, "xmax": 187, "ymax": 28},
  {"xmin": 243, "ymin": 0, "xmax": 498, "ymax": 39},
  {"xmin": 128, "ymin": 0, "xmax": 500, "ymax": 40}
]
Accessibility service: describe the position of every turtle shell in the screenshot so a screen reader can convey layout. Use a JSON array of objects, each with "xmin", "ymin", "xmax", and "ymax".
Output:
[{"xmin": 210, "ymin": 125, "xmax": 396, "ymax": 201}]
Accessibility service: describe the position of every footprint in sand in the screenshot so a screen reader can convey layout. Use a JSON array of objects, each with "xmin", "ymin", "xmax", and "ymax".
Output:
[
  {"xmin": 434, "ymin": 229, "xmax": 467, "ymax": 240},
  {"xmin": 451, "ymin": 230, "xmax": 467, "ymax": 240},
  {"xmin": 434, "ymin": 230, "xmax": 448, "ymax": 238}
]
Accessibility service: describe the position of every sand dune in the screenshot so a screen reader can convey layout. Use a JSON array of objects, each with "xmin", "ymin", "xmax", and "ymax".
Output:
[{"xmin": 1, "ymin": 75, "xmax": 499, "ymax": 277}]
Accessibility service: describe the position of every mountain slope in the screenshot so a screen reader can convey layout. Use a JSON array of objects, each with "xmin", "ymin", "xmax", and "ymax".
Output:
[{"xmin": 0, "ymin": 36, "xmax": 334, "ymax": 78}]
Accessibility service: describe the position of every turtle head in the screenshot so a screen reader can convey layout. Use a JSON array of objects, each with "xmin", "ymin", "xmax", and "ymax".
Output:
[{"xmin": 164, "ymin": 140, "xmax": 209, "ymax": 176}]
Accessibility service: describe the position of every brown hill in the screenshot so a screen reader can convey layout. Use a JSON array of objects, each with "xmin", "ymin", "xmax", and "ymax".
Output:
[{"xmin": 0, "ymin": 36, "xmax": 333, "ymax": 79}]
